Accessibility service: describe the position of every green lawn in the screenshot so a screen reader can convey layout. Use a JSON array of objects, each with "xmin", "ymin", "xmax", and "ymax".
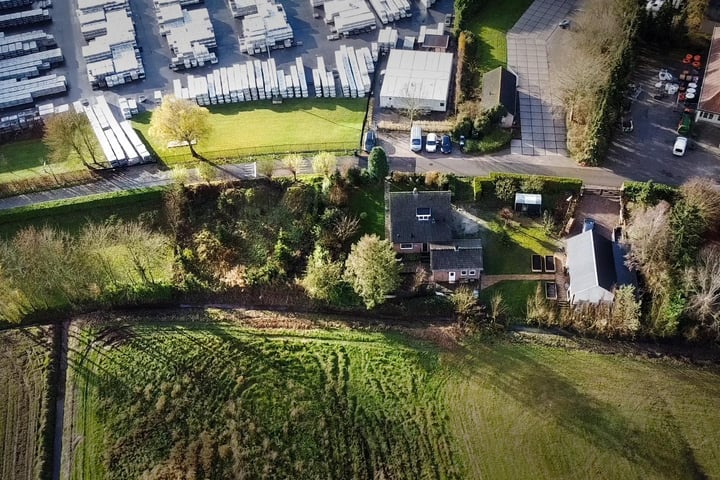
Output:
[
  {"xmin": 466, "ymin": 0, "xmax": 534, "ymax": 72},
  {"xmin": 478, "ymin": 280, "xmax": 539, "ymax": 320},
  {"xmin": 476, "ymin": 209, "xmax": 558, "ymax": 274},
  {"xmin": 62, "ymin": 313, "xmax": 720, "ymax": 479},
  {"xmin": 348, "ymin": 183, "xmax": 385, "ymax": 237},
  {"xmin": 0, "ymin": 139, "xmax": 84, "ymax": 182},
  {"xmin": 132, "ymin": 98, "xmax": 367, "ymax": 165}
]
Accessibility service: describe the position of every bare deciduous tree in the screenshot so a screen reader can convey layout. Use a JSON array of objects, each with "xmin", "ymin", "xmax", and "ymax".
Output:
[
  {"xmin": 148, "ymin": 95, "xmax": 212, "ymax": 159},
  {"xmin": 624, "ymin": 201, "xmax": 672, "ymax": 292},
  {"xmin": 282, "ymin": 154, "xmax": 304, "ymax": 181},
  {"xmin": 312, "ymin": 151, "xmax": 337, "ymax": 177},
  {"xmin": 684, "ymin": 245, "xmax": 720, "ymax": 341},
  {"xmin": 43, "ymin": 111, "xmax": 102, "ymax": 168},
  {"xmin": 679, "ymin": 177, "xmax": 720, "ymax": 233}
]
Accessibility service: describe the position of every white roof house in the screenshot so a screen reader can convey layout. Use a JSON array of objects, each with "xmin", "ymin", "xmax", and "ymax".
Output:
[{"xmin": 379, "ymin": 49, "xmax": 453, "ymax": 112}]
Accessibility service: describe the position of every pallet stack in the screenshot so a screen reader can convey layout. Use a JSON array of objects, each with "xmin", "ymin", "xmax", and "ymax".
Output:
[
  {"xmin": 158, "ymin": 4, "xmax": 218, "ymax": 70},
  {"xmin": 78, "ymin": 5, "xmax": 145, "ymax": 88},
  {"xmin": 366, "ymin": 0, "xmax": 409, "ymax": 24},
  {"xmin": 0, "ymin": 74, "xmax": 66, "ymax": 110},
  {"xmin": 0, "ymin": 8, "xmax": 51, "ymax": 28},
  {"xmin": 0, "ymin": 48, "xmax": 63, "ymax": 80},
  {"xmin": 323, "ymin": 0, "xmax": 375, "ymax": 37},
  {"xmin": 376, "ymin": 26, "xmax": 398, "ymax": 53},
  {"xmin": 239, "ymin": 0, "xmax": 293, "ymax": 55},
  {"xmin": 0, "ymin": 31, "xmax": 56, "ymax": 60}
]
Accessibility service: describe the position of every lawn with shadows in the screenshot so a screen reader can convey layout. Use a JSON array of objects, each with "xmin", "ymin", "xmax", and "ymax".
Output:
[
  {"xmin": 348, "ymin": 183, "xmax": 385, "ymax": 237},
  {"xmin": 132, "ymin": 98, "xmax": 367, "ymax": 165},
  {"xmin": 60, "ymin": 311, "xmax": 720, "ymax": 480},
  {"xmin": 0, "ymin": 139, "xmax": 85, "ymax": 182},
  {"xmin": 475, "ymin": 209, "xmax": 558, "ymax": 274}
]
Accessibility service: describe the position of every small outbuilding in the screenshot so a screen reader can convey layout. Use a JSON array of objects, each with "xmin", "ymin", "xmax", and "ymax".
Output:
[
  {"xmin": 480, "ymin": 66, "xmax": 517, "ymax": 128},
  {"xmin": 379, "ymin": 49, "xmax": 454, "ymax": 112},
  {"xmin": 514, "ymin": 193, "xmax": 542, "ymax": 216}
]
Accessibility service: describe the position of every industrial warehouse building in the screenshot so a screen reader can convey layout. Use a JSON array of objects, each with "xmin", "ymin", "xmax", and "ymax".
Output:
[{"xmin": 379, "ymin": 49, "xmax": 453, "ymax": 112}]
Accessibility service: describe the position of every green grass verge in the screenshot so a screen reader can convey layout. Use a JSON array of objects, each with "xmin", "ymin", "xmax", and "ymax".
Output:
[
  {"xmin": 132, "ymin": 98, "xmax": 367, "ymax": 166},
  {"xmin": 478, "ymin": 280, "xmax": 538, "ymax": 320},
  {"xmin": 0, "ymin": 327, "xmax": 54, "ymax": 480},
  {"xmin": 63, "ymin": 314, "xmax": 720, "ymax": 479},
  {"xmin": 0, "ymin": 187, "xmax": 166, "ymax": 238},
  {"xmin": 348, "ymin": 183, "xmax": 385, "ymax": 237},
  {"xmin": 0, "ymin": 139, "xmax": 86, "ymax": 183},
  {"xmin": 476, "ymin": 209, "xmax": 558, "ymax": 274},
  {"xmin": 465, "ymin": 0, "xmax": 534, "ymax": 72}
]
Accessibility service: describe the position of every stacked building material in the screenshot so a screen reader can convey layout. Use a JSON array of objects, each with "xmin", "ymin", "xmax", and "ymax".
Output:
[
  {"xmin": 0, "ymin": 0, "xmax": 33, "ymax": 9},
  {"xmin": 323, "ymin": 0, "xmax": 375, "ymax": 37},
  {"xmin": 76, "ymin": 95, "xmax": 152, "ymax": 167},
  {"xmin": 227, "ymin": 0, "xmax": 257, "ymax": 17},
  {"xmin": 168, "ymin": 56, "xmax": 316, "ymax": 103},
  {"xmin": 0, "ymin": 107, "xmax": 41, "ymax": 135},
  {"xmin": 334, "ymin": 44, "xmax": 370, "ymax": 97},
  {"xmin": 376, "ymin": 26, "xmax": 397, "ymax": 53},
  {"xmin": 366, "ymin": 0, "xmax": 409, "ymax": 24},
  {"xmin": 0, "ymin": 30, "xmax": 55, "ymax": 60},
  {"xmin": 239, "ymin": 0, "xmax": 293, "ymax": 54},
  {"xmin": 164, "ymin": 7, "xmax": 218, "ymax": 70},
  {"xmin": 0, "ymin": 8, "xmax": 50, "ymax": 28},
  {"xmin": 79, "ymin": 7, "xmax": 145, "ymax": 88},
  {"xmin": 0, "ymin": 47, "xmax": 63, "ymax": 80},
  {"xmin": 0, "ymin": 74, "xmax": 66, "ymax": 110}
]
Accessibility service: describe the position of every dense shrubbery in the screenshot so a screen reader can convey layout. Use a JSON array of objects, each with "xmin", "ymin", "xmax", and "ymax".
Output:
[
  {"xmin": 455, "ymin": 31, "xmax": 478, "ymax": 104},
  {"xmin": 0, "ymin": 169, "xmax": 98, "ymax": 198},
  {"xmin": 622, "ymin": 180, "xmax": 678, "ymax": 205}
]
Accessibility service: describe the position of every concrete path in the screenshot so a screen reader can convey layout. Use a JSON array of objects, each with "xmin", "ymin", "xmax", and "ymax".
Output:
[
  {"xmin": 507, "ymin": 0, "xmax": 576, "ymax": 156},
  {"xmin": 481, "ymin": 273, "xmax": 556, "ymax": 290}
]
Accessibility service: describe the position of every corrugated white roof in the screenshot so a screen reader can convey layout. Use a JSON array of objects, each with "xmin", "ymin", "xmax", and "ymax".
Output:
[{"xmin": 515, "ymin": 193, "xmax": 542, "ymax": 205}]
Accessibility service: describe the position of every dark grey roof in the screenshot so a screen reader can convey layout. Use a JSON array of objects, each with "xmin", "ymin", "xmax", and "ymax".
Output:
[
  {"xmin": 481, "ymin": 67, "xmax": 517, "ymax": 116},
  {"xmin": 566, "ymin": 230, "xmax": 616, "ymax": 303},
  {"xmin": 423, "ymin": 34, "xmax": 449, "ymax": 49},
  {"xmin": 389, "ymin": 191, "xmax": 453, "ymax": 244},
  {"xmin": 429, "ymin": 239, "xmax": 483, "ymax": 270},
  {"xmin": 612, "ymin": 242, "xmax": 638, "ymax": 288}
]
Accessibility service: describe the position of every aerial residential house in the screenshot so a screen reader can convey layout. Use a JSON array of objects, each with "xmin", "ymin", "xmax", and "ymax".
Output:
[
  {"xmin": 480, "ymin": 66, "xmax": 517, "ymax": 128},
  {"xmin": 696, "ymin": 26, "xmax": 720, "ymax": 125},
  {"xmin": 388, "ymin": 190, "xmax": 483, "ymax": 283},
  {"xmin": 565, "ymin": 229, "xmax": 637, "ymax": 304}
]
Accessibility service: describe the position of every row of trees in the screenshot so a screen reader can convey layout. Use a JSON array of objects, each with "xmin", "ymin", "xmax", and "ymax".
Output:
[{"xmin": 0, "ymin": 221, "xmax": 170, "ymax": 323}]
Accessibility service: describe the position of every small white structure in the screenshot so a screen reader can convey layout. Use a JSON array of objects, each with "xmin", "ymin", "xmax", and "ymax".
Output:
[
  {"xmin": 514, "ymin": 193, "xmax": 542, "ymax": 216},
  {"xmin": 379, "ymin": 49, "xmax": 453, "ymax": 112}
]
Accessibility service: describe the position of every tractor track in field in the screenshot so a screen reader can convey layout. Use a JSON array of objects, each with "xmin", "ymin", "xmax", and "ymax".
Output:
[{"xmin": 51, "ymin": 320, "xmax": 69, "ymax": 480}]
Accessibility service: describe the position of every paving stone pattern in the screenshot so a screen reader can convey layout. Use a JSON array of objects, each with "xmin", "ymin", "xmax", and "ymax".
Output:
[{"xmin": 507, "ymin": 0, "xmax": 575, "ymax": 156}]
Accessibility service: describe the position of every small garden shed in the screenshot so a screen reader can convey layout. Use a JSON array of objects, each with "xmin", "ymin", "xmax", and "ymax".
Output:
[{"xmin": 514, "ymin": 193, "xmax": 542, "ymax": 216}]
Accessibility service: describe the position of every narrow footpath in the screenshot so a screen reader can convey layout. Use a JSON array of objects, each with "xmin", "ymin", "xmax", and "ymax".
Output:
[{"xmin": 51, "ymin": 320, "xmax": 69, "ymax": 480}]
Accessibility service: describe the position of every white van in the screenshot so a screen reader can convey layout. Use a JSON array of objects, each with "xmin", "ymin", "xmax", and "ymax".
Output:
[
  {"xmin": 673, "ymin": 136, "xmax": 688, "ymax": 156},
  {"xmin": 410, "ymin": 125, "xmax": 422, "ymax": 152}
]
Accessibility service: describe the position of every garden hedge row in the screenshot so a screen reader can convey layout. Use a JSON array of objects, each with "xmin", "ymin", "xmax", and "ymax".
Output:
[
  {"xmin": 622, "ymin": 181, "xmax": 677, "ymax": 204},
  {"xmin": 472, "ymin": 173, "xmax": 583, "ymax": 200},
  {"xmin": 0, "ymin": 186, "xmax": 166, "ymax": 225}
]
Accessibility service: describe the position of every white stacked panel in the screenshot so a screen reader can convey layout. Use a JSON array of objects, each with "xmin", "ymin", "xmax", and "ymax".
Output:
[{"xmin": 0, "ymin": 74, "xmax": 66, "ymax": 109}]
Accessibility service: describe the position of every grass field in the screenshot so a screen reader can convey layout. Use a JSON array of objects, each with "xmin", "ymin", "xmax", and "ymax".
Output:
[
  {"xmin": 0, "ymin": 327, "xmax": 54, "ymax": 480},
  {"xmin": 61, "ymin": 312, "xmax": 720, "ymax": 480},
  {"xmin": 465, "ymin": 0, "xmax": 534, "ymax": 72},
  {"xmin": 132, "ymin": 98, "xmax": 367, "ymax": 165},
  {"xmin": 0, "ymin": 139, "xmax": 85, "ymax": 183},
  {"xmin": 348, "ymin": 183, "xmax": 385, "ymax": 237}
]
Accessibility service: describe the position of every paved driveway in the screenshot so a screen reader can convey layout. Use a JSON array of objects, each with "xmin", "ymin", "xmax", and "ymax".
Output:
[{"xmin": 507, "ymin": 0, "xmax": 576, "ymax": 156}]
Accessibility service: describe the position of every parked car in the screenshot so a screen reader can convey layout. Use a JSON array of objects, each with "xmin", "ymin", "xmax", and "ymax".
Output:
[
  {"xmin": 410, "ymin": 125, "xmax": 423, "ymax": 152},
  {"xmin": 425, "ymin": 133, "xmax": 438, "ymax": 153},
  {"xmin": 440, "ymin": 135, "xmax": 452, "ymax": 154},
  {"xmin": 673, "ymin": 136, "xmax": 688, "ymax": 156},
  {"xmin": 364, "ymin": 129, "xmax": 377, "ymax": 152},
  {"xmin": 621, "ymin": 117, "xmax": 633, "ymax": 133},
  {"xmin": 582, "ymin": 218, "xmax": 595, "ymax": 232}
]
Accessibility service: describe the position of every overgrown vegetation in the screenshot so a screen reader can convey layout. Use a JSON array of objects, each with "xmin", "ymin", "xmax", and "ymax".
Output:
[
  {"xmin": 561, "ymin": 0, "xmax": 640, "ymax": 165},
  {"xmin": 0, "ymin": 327, "xmax": 55, "ymax": 480}
]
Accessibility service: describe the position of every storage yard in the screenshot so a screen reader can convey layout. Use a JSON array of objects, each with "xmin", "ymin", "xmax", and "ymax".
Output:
[{"xmin": 0, "ymin": 0, "xmax": 453, "ymax": 157}]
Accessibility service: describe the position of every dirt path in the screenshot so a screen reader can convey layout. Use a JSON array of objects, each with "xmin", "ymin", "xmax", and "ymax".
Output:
[{"xmin": 51, "ymin": 320, "xmax": 69, "ymax": 480}]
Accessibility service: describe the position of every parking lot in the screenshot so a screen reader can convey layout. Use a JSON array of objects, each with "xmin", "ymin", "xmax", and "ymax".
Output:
[
  {"xmin": 12, "ymin": 0, "xmax": 454, "ymax": 114},
  {"xmin": 604, "ymin": 47, "xmax": 720, "ymax": 186}
]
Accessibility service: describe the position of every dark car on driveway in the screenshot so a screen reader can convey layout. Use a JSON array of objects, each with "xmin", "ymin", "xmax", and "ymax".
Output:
[
  {"xmin": 440, "ymin": 135, "xmax": 452, "ymax": 154},
  {"xmin": 364, "ymin": 130, "xmax": 377, "ymax": 153}
]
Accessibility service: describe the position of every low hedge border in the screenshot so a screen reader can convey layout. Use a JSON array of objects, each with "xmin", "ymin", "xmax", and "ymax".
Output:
[
  {"xmin": 472, "ymin": 173, "xmax": 583, "ymax": 200},
  {"xmin": 0, "ymin": 186, "xmax": 167, "ymax": 225}
]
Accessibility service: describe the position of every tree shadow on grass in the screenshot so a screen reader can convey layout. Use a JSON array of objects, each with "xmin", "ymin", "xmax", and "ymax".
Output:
[{"xmin": 457, "ymin": 343, "xmax": 709, "ymax": 479}]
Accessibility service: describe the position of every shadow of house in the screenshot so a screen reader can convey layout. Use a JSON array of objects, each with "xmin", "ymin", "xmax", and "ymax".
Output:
[
  {"xmin": 480, "ymin": 66, "xmax": 517, "ymax": 128},
  {"xmin": 388, "ymin": 190, "xmax": 483, "ymax": 283},
  {"xmin": 565, "ymin": 229, "xmax": 637, "ymax": 304}
]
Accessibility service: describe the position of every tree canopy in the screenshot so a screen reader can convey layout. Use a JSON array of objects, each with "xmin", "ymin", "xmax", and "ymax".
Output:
[
  {"xmin": 367, "ymin": 147, "xmax": 389, "ymax": 181},
  {"xmin": 43, "ymin": 111, "xmax": 102, "ymax": 167},
  {"xmin": 344, "ymin": 234, "xmax": 401, "ymax": 309},
  {"xmin": 148, "ymin": 96, "xmax": 211, "ymax": 159}
]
